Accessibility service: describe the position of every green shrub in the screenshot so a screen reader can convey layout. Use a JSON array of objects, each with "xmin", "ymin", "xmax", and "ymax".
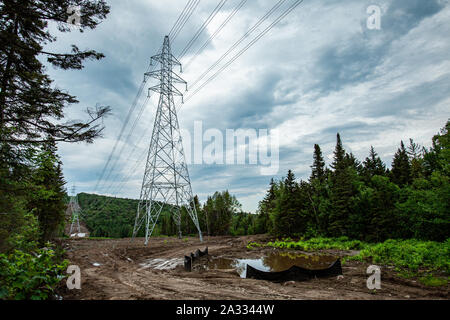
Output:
[
  {"xmin": 350, "ymin": 238, "xmax": 450, "ymax": 273},
  {"xmin": 256, "ymin": 237, "xmax": 368, "ymax": 252},
  {"xmin": 0, "ymin": 246, "xmax": 69, "ymax": 300}
]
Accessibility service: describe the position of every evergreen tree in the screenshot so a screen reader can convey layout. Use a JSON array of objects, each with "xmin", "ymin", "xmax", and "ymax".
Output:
[
  {"xmin": 310, "ymin": 144, "xmax": 326, "ymax": 182},
  {"xmin": 307, "ymin": 144, "xmax": 329, "ymax": 236},
  {"xmin": 329, "ymin": 134, "xmax": 357, "ymax": 237},
  {"xmin": 366, "ymin": 176, "xmax": 400, "ymax": 242},
  {"xmin": 28, "ymin": 139, "xmax": 66, "ymax": 242},
  {"xmin": 256, "ymin": 178, "xmax": 276, "ymax": 234},
  {"xmin": 259, "ymin": 121, "xmax": 449, "ymax": 242},
  {"xmin": 0, "ymin": 0, "xmax": 111, "ymax": 247},
  {"xmin": 345, "ymin": 152, "xmax": 363, "ymax": 175},
  {"xmin": 272, "ymin": 170, "xmax": 303, "ymax": 237},
  {"xmin": 331, "ymin": 133, "xmax": 345, "ymax": 170},
  {"xmin": 0, "ymin": 0, "xmax": 110, "ymax": 146},
  {"xmin": 407, "ymin": 138, "xmax": 423, "ymax": 159},
  {"xmin": 363, "ymin": 146, "xmax": 386, "ymax": 181},
  {"xmin": 391, "ymin": 141, "xmax": 411, "ymax": 186},
  {"xmin": 406, "ymin": 139, "xmax": 424, "ymax": 180}
]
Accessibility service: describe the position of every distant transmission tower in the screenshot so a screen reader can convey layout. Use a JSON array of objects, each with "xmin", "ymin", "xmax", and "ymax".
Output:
[
  {"xmin": 133, "ymin": 36, "xmax": 203, "ymax": 245},
  {"xmin": 69, "ymin": 186, "xmax": 81, "ymax": 235}
]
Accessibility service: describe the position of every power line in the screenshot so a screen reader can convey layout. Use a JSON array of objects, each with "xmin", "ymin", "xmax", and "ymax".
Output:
[
  {"xmin": 183, "ymin": 0, "xmax": 248, "ymax": 70},
  {"xmin": 80, "ymin": 149, "xmax": 148, "ymax": 216},
  {"xmin": 97, "ymin": 95, "xmax": 152, "ymax": 192},
  {"xmin": 172, "ymin": 0, "xmax": 202, "ymax": 42},
  {"xmin": 177, "ymin": 0, "xmax": 228, "ymax": 60},
  {"xmin": 94, "ymin": 78, "xmax": 148, "ymax": 191},
  {"xmin": 169, "ymin": 0, "xmax": 194, "ymax": 38},
  {"xmin": 185, "ymin": 0, "xmax": 305, "ymax": 103},
  {"xmin": 188, "ymin": 0, "xmax": 286, "ymax": 91}
]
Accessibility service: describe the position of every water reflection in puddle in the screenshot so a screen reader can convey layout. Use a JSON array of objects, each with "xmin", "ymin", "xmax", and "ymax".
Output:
[{"xmin": 208, "ymin": 252, "xmax": 338, "ymax": 278}]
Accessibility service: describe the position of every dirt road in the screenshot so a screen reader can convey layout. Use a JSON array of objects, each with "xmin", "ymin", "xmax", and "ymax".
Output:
[{"xmin": 58, "ymin": 235, "xmax": 448, "ymax": 300}]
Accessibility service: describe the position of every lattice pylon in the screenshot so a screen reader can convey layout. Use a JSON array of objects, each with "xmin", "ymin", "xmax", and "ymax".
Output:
[
  {"xmin": 132, "ymin": 36, "xmax": 203, "ymax": 245},
  {"xmin": 69, "ymin": 186, "xmax": 81, "ymax": 235}
]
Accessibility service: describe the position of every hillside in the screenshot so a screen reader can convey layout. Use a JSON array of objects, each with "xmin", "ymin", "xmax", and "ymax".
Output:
[{"xmin": 77, "ymin": 193, "xmax": 195, "ymax": 238}]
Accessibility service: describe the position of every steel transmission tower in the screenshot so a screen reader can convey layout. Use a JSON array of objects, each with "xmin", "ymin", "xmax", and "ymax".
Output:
[
  {"xmin": 69, "ymin": 186, "xmax": 81, "ymax": 235},
  {"xmin": 133, "ymin": 36, "xmax": 203, "ymax": 245}
]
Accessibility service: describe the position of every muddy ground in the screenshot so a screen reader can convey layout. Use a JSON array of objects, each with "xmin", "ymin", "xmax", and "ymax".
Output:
[{"xmin": 58, "ymin": 235, "xmax": 448, "ymax": 300}]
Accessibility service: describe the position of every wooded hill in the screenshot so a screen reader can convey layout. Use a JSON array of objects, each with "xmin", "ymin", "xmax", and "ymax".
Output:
[{"xmin": 77, "ymin": 191, "xmax": 258, "ymax": 238}]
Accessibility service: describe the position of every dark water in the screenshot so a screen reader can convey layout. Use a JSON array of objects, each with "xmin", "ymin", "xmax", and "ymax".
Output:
[{"xmin": 207, "ymin": 252, "xmax": 337, "ymax": 278}]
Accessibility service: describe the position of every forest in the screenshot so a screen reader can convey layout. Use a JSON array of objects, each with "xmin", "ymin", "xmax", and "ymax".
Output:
[{"xmin": 256, "ymin": 121, "xmax": 450, "ymax": 243}]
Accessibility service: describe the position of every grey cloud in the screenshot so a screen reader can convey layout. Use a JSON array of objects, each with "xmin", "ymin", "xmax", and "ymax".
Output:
[{"xmin": 310, "ymin": 0, "xmax": 445, "ymax": 96}]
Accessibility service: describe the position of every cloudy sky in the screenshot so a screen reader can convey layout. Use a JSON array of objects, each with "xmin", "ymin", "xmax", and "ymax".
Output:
[{"xmin": 46, "ymin": 0, "xmax": 450, "ymax": 212}]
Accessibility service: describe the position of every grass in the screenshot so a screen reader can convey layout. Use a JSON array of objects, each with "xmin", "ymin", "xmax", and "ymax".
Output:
[
  {"xmin": 247, "ymin": 236, "xmax": 366, "ymax": 251},
  {"xmin": 418, "ymin": 275, "xmax": 448, "ymax": 287},
  {"xmin": 247, "ymin": 237, "xmax": 450, "ymax": 286}
]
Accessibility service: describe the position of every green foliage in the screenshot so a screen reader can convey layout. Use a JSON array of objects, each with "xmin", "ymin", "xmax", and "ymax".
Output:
[
  {"xmin": 0, "ymin": 0, "xmax": 110, "ymax": 146},
  {"xmin": 391, "ymin": 141, "xmax": 412, "ymax": 186},
  {"xmin": 230, "ymin": 211, "xmax": 257, "ymax": 236},
  {"xmin": 349, "ymin": 239, "xmax": 450, "ymax": 274},
  {"xmin": 249, "ymin": 236, "xmax": 366, "ymax": 252},
  {"xmin": 255, "ymin": 179, "xmax": 277, "ymax": 234},
  {"xmin": 203, "ymin": 190, "xmax": 242, "ymax": 236},
  {"xmin": 0, "ymin": 0, "xmax": 112, "ymax": 300},
  {"xmin": 310, "ymin": 144, "xmax": 326, "ymax": 182},
  {"xmin": 78, "ymin": 193, "xmax": 142, "ymax": 238},
  {"xmin": 0, "ymin": 247, "xmax": 69, "ymax": 300},
  {"xmin": 0, "ymin": 211, "xmax": 68, "ymax": 300},
  {"xmin": 28, "ymin": 140, "xmax": 67, "ymax": 243},
  {"xmin": 272, "ymin": 170, "xmax": 306, "ymax": 237},
  {"xmin": 418, "ymin": 275, "xmax": 448, "ymax": 287},
  {"xmin": 362, "ymin": 146, "xmax": 387, "ymax": 182}
]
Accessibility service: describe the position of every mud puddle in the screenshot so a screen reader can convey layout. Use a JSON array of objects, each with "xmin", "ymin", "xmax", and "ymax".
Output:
[{"xmin": 207, "ymin": 252, "xmax": 338, "ymax": 278}]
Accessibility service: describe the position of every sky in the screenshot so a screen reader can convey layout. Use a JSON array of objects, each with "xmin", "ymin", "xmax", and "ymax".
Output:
[{"xmin": 45, "ymin": 0, "xmax": 450, "ymax": 212}]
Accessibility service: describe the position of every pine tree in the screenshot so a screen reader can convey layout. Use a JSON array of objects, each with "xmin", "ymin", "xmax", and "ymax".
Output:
[
  {"xmin": 273, "ymin": 170, "xmax": 302, "ymax": 237},
  {"xmin": 307, "ymin": 144, "xmax": 329, "ymax": 236},
  {"xmin": 363, "ymin": 146, "xmax": 386, "ymax": 181},
  {"xmin": 28, "ymin": 139, "xmax": 67, "ymax": 242},
  {"xmin": 329, "ymin": 134, "xmax": 356, "ymax": 237},
  {"xmin": 256, "ymin": 178, "xmax": 277, "ymax": 234},
  {"xmin": 391, "ymin": 141, "xmax": 411, "ymax": 186},
  {"xmin": 0, "ymin": 0, "xmax": 111, "ymax": 243},
  {"xmin": 345, "ymin": 152, "xmax": 363, "ymax": 175},
  {"xmin": 0, "ymin": 1, "xmax": 110, "ymax": 146},
  {"xmin": 310, "ymin": 144, "xmax": 326, "ymax": 182},
  {"xmin": 331, "ymin": 133, "xmax": 345, "ymax": 170},
  {"xmin": 406, "ymin": 139, "xmax": 424, "ymax": 180}
]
